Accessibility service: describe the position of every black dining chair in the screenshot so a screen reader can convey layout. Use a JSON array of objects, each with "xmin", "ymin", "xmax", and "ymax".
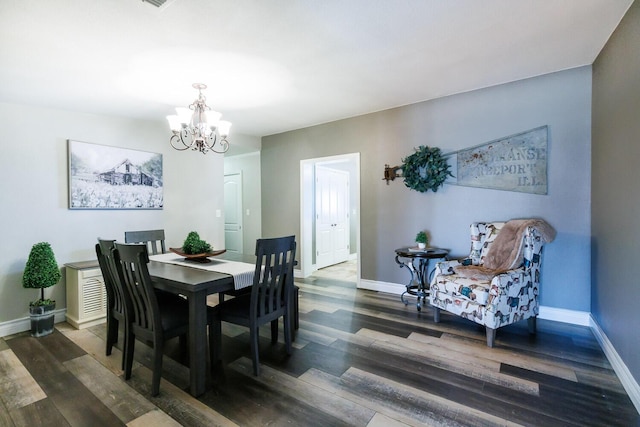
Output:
[
  {"xmin": 113, "ymin": 242, "xmax": 211, "ymax": 396},
  {"xmin": 124, "ymin": 229, "xmax": 166, "ymax": 255},
  {"xmin": 211, "ymin": 235, "xmax": 296, "ymax": 376},
  {"xmin": 219, "ymin": 264, "xmax": 300, "ymax": 338},
  {"xmin": 96, "ymin": 239, "xmax": 131, "ymax": 369}
]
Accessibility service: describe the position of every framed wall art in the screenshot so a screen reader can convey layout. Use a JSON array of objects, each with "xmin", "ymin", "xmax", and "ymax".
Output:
[{"xmin": 68, "ymin": 140, "xmax": 163, "ymax": 209}]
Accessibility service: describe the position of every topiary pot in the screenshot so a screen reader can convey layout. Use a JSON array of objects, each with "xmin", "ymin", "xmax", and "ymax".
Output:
[{"xmin": 29, "ymin": 302, "xmax": 56, "ymax": 337}]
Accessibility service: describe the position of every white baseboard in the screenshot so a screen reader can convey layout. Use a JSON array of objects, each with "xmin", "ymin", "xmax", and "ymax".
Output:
[
  {"xmin": 358, "ymin": 279, "xmax": 405, "ymax": 295},
  {"xmin": 590, "ymin": 315, "xmax": 640, "ymax": 414},
  {"xmin": 537, "ymin": 305, "xmax": 591, "ymax": 326},
  {"xmin": 0, "ymin": 309, "xmax": 67, "ymax": 337}
]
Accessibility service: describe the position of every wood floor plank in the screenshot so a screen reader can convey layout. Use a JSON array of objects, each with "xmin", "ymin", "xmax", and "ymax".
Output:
[
  {"xmin": 58, "ymin": 326, "xmax": 132, "ymax": 375},
  {"xmin": 63, "ymin": 354, "xmax": 158, "ymax": 424},
  {"xmin": 8, "ymin": 397, "xmax": 70, "ymax": 427},
  {"xmin": 301, "ymin": 366, "xmax": 519, "ymax": 427},
  {"xmin": 358, "ymin": 328, "xmax": 540, "ymax": 395},
  {"xmin": 0, "ymin": 397, "xmax": 16, "ymax": 427},
  {"xmin": 409, "ymin": 331, "xmax": 579, "ymax": 382},
  {"xmin": 205, "ymin": 365, "xmax": 352, "ymax": 426},
  {"xmin": 127, "ymin": 365, "xmax": 239, "ymax": 427},
  {"xmin": 345, "ymin": 366, "xmax": 530, "ymax": 427},
  {"xmin": 127, "ymin": 409, "xmax": 182, "ymax": 427},
  {"xmin": 37, "ymin": 326, "xmax": 87, "ymax": 362},
  {"xmin": 325, "ymin": 337, "xmax": 578, "ymax": 426},
  {"xmin": 0, "ymin": 349, "xmax": 47, "ymax": 410},
  {"xmin": 500, "ymin": 364, "xmax": 639, "ymax": 426},
  {"xmin": 7, "ymin": 332, "xmax": 125, "ymax": 427},
  {"xmin": 302, "ymin": 308, "xmax": 442, "ymax": 338},
  {"xmin": 299, "ymin": 319, "xmax": 376, "ymax": 347},
  {"xmin": 366, "ymin": 412, "xmax": 412, "ymax": 427},
  {"xmin": 230, "ymin": 356, "xmax": 376, "ymax": 426}
]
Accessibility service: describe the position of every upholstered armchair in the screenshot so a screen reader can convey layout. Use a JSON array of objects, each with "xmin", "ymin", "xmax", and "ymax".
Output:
[{"xmin": 428, "ymin": 220, "xmax": 555, "ymax": 347}]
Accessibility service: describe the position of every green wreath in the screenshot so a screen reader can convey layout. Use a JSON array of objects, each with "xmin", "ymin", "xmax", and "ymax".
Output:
[{"xmin": 402, "ymin": 145, "xmax": 453, "ymax": 193}]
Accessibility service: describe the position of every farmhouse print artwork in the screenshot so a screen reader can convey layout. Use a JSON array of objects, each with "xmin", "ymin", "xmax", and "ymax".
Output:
[{"xmin": 68, "ymin": 140, "xmax": 163, "ymax": 209}]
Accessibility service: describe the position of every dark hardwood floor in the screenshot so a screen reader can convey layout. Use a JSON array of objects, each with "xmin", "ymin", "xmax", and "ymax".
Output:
[{"xmin": 1, "ymin": 264, "xmax": 638, "ymax": 426}]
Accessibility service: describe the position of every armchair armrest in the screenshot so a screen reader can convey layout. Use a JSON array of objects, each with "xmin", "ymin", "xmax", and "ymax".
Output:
[
  {"xmin": 487, "ymin": 267, "xmax": 531, "ymax": 305},
  {"xmin": 430, "ymin": 258, "xmax": 471, "ymax": 286},
  {"xmin": 433, "ymin": 258, "xmax": 467, "ymax": 275},
  {"xmin": 435, "ymin": 258, "xmax": 473, "ymax": 275}
]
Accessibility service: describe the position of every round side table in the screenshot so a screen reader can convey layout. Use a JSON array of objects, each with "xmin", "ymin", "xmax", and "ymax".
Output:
[{"xmin": 394, "ymin": 247, "xmax": 448, "ymax": 311}]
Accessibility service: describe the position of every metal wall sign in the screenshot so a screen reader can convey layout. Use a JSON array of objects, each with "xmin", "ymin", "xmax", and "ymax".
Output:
[{"xmin": 446, "ymin": 126, "xmax": 548, "ymax": 194}]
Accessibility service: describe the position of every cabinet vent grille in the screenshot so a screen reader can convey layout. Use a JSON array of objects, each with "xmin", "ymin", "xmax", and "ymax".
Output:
[{"xmin": 83, "ymin": 277, "xmax": 106, "ymax": 316}]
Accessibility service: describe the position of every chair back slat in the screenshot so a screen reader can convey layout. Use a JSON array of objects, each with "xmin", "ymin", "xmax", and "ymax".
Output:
[
  {"xmin": 96, "ymin": 239, "xmax": 130, "ymax": 317},
  {"xmin": 124, "ymin": 229, "xmax": 166, "ymax": 255},
  {"xmin": 113, "ymin": 243, "xmax": 160, "ymax": 335},
  {"xmin": 251, "ymin": 236, "xmax": 296, "ymax": 321}
]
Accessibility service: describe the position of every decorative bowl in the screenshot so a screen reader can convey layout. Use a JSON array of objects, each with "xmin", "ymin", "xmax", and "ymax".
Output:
[{"xmin": 169, "ymin": 247, "xmax": 226, "ymax": 263}]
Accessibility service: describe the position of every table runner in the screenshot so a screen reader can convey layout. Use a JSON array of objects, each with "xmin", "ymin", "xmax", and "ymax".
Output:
[{"xmin": 149, "ymin": 253, "xmax": 255, "ymax": 290}]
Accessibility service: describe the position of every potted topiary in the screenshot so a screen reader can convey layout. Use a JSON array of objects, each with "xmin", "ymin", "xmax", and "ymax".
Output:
[
  {"xmin": 415, "ymin": 231, "xmax": 428, "ymax": 249},
  {"xmin": 22, "ymin": 242, "xmax": 61, "ymax": 337}
]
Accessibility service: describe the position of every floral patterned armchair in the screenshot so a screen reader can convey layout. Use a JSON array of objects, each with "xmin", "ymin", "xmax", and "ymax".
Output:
[{"xmin": 428, "ymin": 220, "xmax": 555, "ymax": 347}]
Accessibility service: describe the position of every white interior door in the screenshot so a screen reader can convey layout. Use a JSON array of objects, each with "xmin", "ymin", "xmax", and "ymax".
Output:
[
  {"xmin": 224, "ymin": 173, "xmax": 243, "ymax": 253},
  {"xmin": 315, "ymin": 166, "xmax": 350, "ymax": 269}
]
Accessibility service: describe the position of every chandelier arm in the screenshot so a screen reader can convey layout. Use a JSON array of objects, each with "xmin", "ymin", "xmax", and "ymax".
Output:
[
  {"xmin": 210, "ymin": 138, "xmax": 230, "ymax": 154},
  {"xmin": 170, "ymin": 131, "xmax": 194, "ymax": 151},
  {"xmin": 203, "ymin": 133, "xmax": 217, "ymax": 151}
]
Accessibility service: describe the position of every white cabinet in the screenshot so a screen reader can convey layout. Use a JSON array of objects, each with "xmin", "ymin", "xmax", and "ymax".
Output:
[{"xmin": 65, "ymin": 260, "xmax": 107, "ymax": 329}]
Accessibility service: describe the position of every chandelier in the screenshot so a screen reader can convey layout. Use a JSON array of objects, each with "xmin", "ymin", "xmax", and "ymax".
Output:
[{"xmin": 166, "ymin": 83, "xmax": 231, "ymax": 154}]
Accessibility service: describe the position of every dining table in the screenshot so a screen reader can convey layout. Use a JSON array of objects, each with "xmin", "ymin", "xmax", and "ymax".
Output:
[{"xmin": 147, "ymin": 252, "xmax": 255, "ymax": 397}]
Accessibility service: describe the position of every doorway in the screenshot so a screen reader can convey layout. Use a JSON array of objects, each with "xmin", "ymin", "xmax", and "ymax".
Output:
[{"xmin": 300, "ymin": 153, "xmax": 360, "ymax": 284}]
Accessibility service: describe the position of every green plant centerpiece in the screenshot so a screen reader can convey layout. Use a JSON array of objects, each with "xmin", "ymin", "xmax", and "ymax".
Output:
[
  {"xmin": 170, "ymin": 231, "xmax": 225, "ymax": 262},
  {"xmin": 402, "ymin": 145, "xmax": 453, "ymax": 193},
  {"xmin": 415, "ymin": 231, "xmax": 428, "ymax": 248},
  {"xmin": 182, "ymin": 231, "xmax": 212, "ymax": 254},
  {"xmin": 22, "ymin": 242, "xmax": 61, "ymax": 337}
]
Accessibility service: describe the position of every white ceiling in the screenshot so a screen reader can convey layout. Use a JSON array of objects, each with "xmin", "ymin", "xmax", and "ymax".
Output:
[{"xmin": 0, "ymin": 0, "xmax": 632, "ymax": 137}]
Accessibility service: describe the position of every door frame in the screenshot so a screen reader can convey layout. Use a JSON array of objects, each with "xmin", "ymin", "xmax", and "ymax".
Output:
[{"xmin": 299, "ymin": 153, "xmax": 360, "ymax": 284}]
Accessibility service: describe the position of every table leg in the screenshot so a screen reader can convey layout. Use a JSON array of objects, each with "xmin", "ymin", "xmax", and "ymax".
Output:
[{"xmin": 188, "ymin": 290, "xmax": 208, "ymax": 397}]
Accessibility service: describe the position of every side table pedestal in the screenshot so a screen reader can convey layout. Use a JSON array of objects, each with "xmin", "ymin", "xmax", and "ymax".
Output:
[{"xmin": 394, "ymin": 247, "xmax": 448, "ymax": 311}]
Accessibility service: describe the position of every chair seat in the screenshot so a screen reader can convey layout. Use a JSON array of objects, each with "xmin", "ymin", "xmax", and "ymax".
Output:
[
  {"xmin": 431, "ymin": 274, "xmax": 493, "ymax": 305},
  {"xmin": 214, "ymin": 294, "xmax": 286, "ymax": 321},
  {"xmin": 155, "ymin": 291, "xmax": 190, "ymax": 332},
  {"xmin": 213, "ymin": 294, "xmax": 251, "ymax": 322}
]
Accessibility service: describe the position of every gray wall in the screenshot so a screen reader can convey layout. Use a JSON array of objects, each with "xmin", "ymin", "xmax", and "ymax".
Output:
[
  {"xmin": 224, "ymin": 152, "xmax": 262, "ymax": 254},
  {"xmin": 0, "ymin": 102, "xmax": 226, "ymax": 324},
  {"xmin": 262, "ymin": 66, "xmax": 592, "ymax": 311},
  {"xmin": 592, "ymin": 0, "xmax": 640, "ymax": 386}
]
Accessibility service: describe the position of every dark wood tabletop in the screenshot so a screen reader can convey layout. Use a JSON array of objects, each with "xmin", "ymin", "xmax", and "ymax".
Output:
[
  {"xmin": 394, "ymin": 247, "xmax": 449, "ymax": 259},
  {"xmin": 148, "ymin": 260, "xmax": 234, "ymax": 294}
]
